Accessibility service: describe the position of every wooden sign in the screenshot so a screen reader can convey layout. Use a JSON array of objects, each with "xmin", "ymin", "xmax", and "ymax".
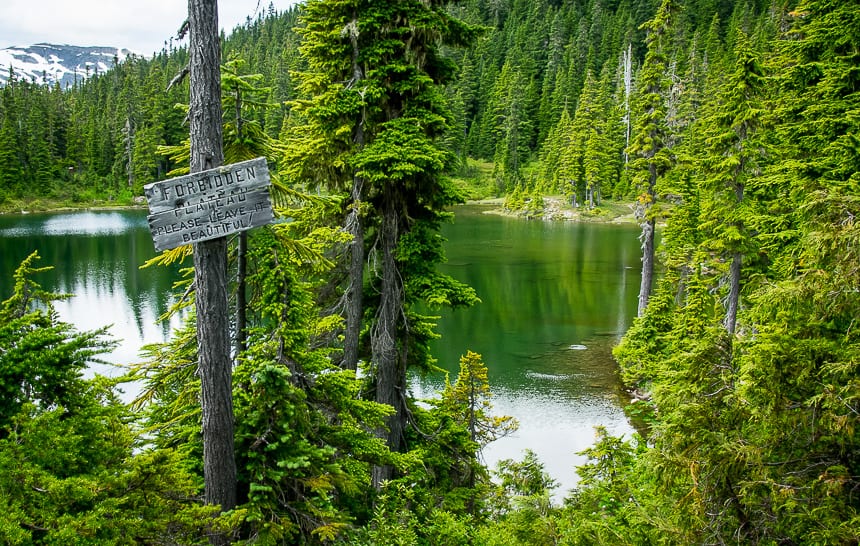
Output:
[{"xmin": 143, "ymin": 157, "xmax": 274, "ymax": 251}]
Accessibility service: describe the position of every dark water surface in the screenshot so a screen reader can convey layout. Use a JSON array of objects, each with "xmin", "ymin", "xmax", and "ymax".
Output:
[{"xmin": 0, "ymin": 206, "xmax": 641, "ymax": 496}]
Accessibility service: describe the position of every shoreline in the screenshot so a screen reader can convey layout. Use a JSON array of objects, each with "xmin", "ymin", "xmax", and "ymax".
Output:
[
  {"xmin": 465, "ymin": 196, "xmax": 639, "ymax": 225},
  {"xmin": 0, "ymin": 199, "xmax": 148, "ymax": 216},
  {"xmin": 4, "ymin": 196, "xmax": 640, "ymax": 226},
  {"xmin": 2, "ymin": 205, "xmax": 148, "ymax": 215}
]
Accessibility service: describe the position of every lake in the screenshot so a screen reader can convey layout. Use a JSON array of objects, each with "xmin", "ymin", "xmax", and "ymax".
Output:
[
  {"xmin": 0, "ymin": 210, "xmax": 184, "ymax": 388},
  {"xmin": 0, "ymin": 206, "xmax": 641, "ymax": 498},
  {"xmin": 415, "ymin": 205, "xmax": 640, "ymax": 497}
]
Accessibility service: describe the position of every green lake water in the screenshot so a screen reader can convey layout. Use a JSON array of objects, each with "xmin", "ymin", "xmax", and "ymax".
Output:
[
  {"xmin": 0, "ymin": 206, "xmax": 641, "ymax": 496},
  {"xmin": 413, "ymin": 205, "xmax": 640, "ymax": 495},
  {"xmin": 0, "ymin": 210, "xmax": 183, "ymax": 388}
]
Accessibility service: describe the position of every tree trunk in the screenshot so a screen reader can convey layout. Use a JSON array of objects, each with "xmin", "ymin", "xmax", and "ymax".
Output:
[
  {"xmin": 234, "ymin": 78, "xmax": 248, "ymax": 358},
  {"xmin": 237, "ymin": 231, "xmax": 248, "ymax": 355},
  {"xmin": 342, "ymin": 176, "xmax": 364, "ymax": 370},
  {"xmin": 622, "ymin": 43, "xmax": 632, "ymax": 165},
  {"xmin": 725, "ymin": 178, "xmax": 744, "ymax": 336},
  {"xmin": 189, "ymin": 0, "xmax": 237, "ymax": 530},
  {"xmin": 637, "ymin": 164, "xmax": 658, "ymax": 317},
  {"xmin": 371, "ymin": 189, "xmax": 406, "ymax": 489},
  {"xmin": 124, "ymin": 117, "xmax": 134, "ymax": 189},
  {"xmin": 638, "ymin": 216, "xmax": 656, "ymax": 317},
  {"xmin": 724, "ymin": 252, "xmax": 741, "ymax": 335},
  {"xmin": 342, "ymin": 16, "xmax": 365, "ymax": 371}
]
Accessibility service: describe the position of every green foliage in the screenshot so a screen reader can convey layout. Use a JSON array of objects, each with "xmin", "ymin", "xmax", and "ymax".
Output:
[
  {"xmin": 447, "ymin": 158, "xmax": 497, "ymax": 200},
  {"xmin": 503, "ymin": 187, "xmax": 547, "ymax": 217},
  {"xmin": 332, "ymin": 352, "xmax": 518, "ymax": 543},
  {"xmin": 608, "ymin": 0, "xmax": 860, "ymax": 543},
  {"xmin": 287, "ymin": 0, "xmax": 484, "ymax": 475},
  {"xmin": 6, "ymin": 0, "xmax": 860, "ymax": 543},
  {"xmin": 440, "ymin": 351, "xmax": 518, "ymax": 448},
  {"xmin": 475, "ymin": 450, "xmax": 560, "ymax": 546},
  {"xmin": 139, "ymin": 223, "xmax": 396, "ymax": 543},
  {"xmin": 0, "ymin": 391, "xmax": 214, "ymax": 545},
  {"xmin": 339, "ymin": 481, "xmax": 476, "ymax": 546},
  {"xmin": 0, "ymin": 254, "xmax": 213, "ymax": 543},
  {"xmin": 0, "ymin": 251, "xmax": 114, "ymax": 430}
]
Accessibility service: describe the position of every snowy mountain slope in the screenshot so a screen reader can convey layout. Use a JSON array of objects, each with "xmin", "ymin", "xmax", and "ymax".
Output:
[{"xmin": 0, "ymin": 43, "xmax": 135, "ymax": 88}]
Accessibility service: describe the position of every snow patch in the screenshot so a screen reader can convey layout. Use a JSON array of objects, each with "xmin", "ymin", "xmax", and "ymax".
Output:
[{"xmin": 0, "ymin": 43, "xmax": 138, "ymax": 88}]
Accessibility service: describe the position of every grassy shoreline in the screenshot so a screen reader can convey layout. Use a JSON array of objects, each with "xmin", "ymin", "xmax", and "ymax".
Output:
[
  {"xmin": 0, "ymin": 196, "xmax": 147, "ymax": 215},
  {"xmin": 2, "ymin": 194, "xmax": 638, "ymax": 226},
  {"xmin": 466, "ymin": 195, "xmax": 639, "ymax": 224}
]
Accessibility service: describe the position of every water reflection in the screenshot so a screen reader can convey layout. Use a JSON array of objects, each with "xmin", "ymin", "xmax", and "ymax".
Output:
[
  {"xmin": 414, "ymin": 206, "xmax": 641, "ymax": 497},
  {"xmin": 0, "ymin": 211, "xmax": 140, "ymax": 238},
  {"xmin": 0, "ymin": 210, "xmax": 184, "ymax": 400}
]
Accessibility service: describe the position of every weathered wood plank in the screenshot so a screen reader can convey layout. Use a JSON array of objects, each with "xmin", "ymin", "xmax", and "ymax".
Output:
[
  {"xmin": 143, "ymin": 157, "xmax": 270, "ymax": 214},
  {"xmin": 143, "ymin": 156, "xmax": 274, "ymax": 251},
  {"xmin": 148, "ymin": 187, "xmax": 274, "ymax": 251}
]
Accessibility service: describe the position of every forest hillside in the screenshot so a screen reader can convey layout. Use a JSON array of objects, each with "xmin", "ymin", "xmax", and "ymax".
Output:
[{"xmin": 0, "ymin": 0, "xmax": 858, "ymax": 543}]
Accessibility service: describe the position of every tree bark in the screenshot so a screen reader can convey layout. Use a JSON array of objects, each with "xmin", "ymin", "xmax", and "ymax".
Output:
[
  {"xmin": 725, "ymin": 252, "xmax": 741, "ymax": 335},
  {"xmin": 234, "ymin": 79, "xmax": 248, "ymax": 357},
  {"xmin": 124, "ymin": 117, "xmax": 134, "ymax": 189},
  {"xmin": 637, "ymin": 163, "xmax": 657, "ymax": 317},
  {"xmin": 622, "ymin": 43, "xmax": 633, "ymax": 165},
  {"xmin": 725, "ymin": 179, "xmax": 745, "ymax": 336},
  {"xmin": 189, "ymin": 0, "xmax": 237, "ymax": 528},
  {"xmin": 237, "ymin": 231, "xmax": 248, "ymax": 355},
  {"xmin": 371, "ymin": 189, "xmax": 406, "ymax": 489},
  {"xmin": 342, "ymin": 176, "xmax": 364, "ymax": 370},
  {"xmin": 342, "ymin": 15, "xmax": 365, "ymax": 371},
  {"xmin": 638, "ymin": 216, "xmax": 656, "ymax": 317}
]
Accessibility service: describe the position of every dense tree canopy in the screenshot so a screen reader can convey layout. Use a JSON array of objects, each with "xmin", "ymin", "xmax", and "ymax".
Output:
[{"xmin": 1, "ymin": 0, "xmax": 858, "ymax": 542}]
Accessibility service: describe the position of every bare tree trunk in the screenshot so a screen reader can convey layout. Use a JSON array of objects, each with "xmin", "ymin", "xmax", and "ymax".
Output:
[
  {"xmin": 343, "ymin": 176, "xmax": 364, "ymax": 370},
  {"xmin": 234, "ymin": 77, "xmax": 248, "ymax": 357},
  {"xmin": 638, "ymin": 217, "xmax": 655, "ymax": 317},
  {"xmin": 189, "ymin": 0, "xmax": 236, "ymax": 532},
  {"xmin": 637, "ymin": 164, "xmax": 657, "ymax": 317},
  {"xmin": 622, "ymin": 43, "xmax": 633, "ymax": 165},
  {"xmin": 725, "ymin": 180, "xmax": 744, "ymax": 336},
  {"xmin": 371, "ymin": 190, "xmax": 406, "ymax": 489},
  {"xmin": 725, "ymin": 252, "xmax": 741, "ymax": 335},
  {"xmin": 124, "ymin": 116, "xmax": 134, "ymax": 189},
  {"xmin": 342, "ymin": 15, "xmax": 365, "ymax": 371}
]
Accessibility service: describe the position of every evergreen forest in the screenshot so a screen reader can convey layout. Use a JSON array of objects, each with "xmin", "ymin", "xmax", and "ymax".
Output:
[{"xmin": 1, "ymin": 0, "xmax": 858, "ymax": 543}]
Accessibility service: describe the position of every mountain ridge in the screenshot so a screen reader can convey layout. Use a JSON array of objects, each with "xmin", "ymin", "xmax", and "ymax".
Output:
[{"xmin": 0, "ymin": 43, "xmax": 136, "ymax": 88}]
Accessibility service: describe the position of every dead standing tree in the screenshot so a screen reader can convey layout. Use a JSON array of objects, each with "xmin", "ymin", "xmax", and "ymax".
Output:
[{"xmin": 188, "ymin": 0, "xmax": 237, "ymax": 525}]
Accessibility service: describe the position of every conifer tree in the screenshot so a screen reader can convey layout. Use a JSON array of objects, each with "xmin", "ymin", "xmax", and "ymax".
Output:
[
  {"xmin": 627, "ymin": 0, "xmax": 679, "ymax": 316},
  {"xmin": 489, "ymin": 60, "xmax": 532, "ymax": 192},
  {"xmin": 733, "ymin": 1, "xmax": 860, "ymax": 537},
  {"xmin": 568, "ymin": 69, "xmax": 602, "ymax": 205},
  {"xmin": 699, "ymin": 31, "xmax": 766, "ymax": 336},
  {"xmin": 284, "ymin": 0, "xmax": 370, "ymax": 371},
  {"xmin": 538, "ymin": 106, "xmax": 575, "ymax": 197},
  {"xmin": 221, "ymin": 57, "xmax": 274, "ymax": 356},
  {"xmin": 0, "ymin": 99, "xmax": 22, "ymax": 197},
  {"xmin": 287, "ymin": 0, "xmax": 479, "ymax": 488},
  {"xmin": 536, "ymin": 10, "xmax": 569, "ymax": 145}
]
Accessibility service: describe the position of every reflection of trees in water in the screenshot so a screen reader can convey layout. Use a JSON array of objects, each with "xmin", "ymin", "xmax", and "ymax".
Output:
[
  {"xmin": 0, "ymin": 212, "xmax": 181, "ymax": 341},
  {"xmin": 433, "ymin": 211, "xmax": 642, "ymax": 383}
]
